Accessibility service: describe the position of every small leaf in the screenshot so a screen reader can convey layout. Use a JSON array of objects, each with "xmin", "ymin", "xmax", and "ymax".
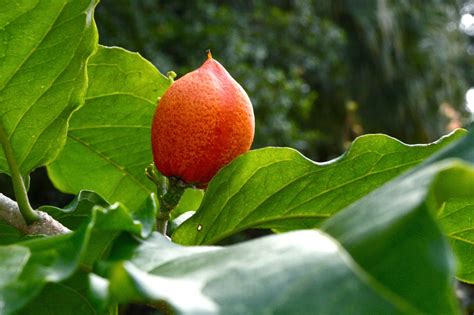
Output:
[
  {"xmin": 47, "ymin": 46, "xmax": 171, "ymax": 211},
  {"xmin": 0, "ymin": 0, "xmax": 98, "ymax": 175},
  {"xmin": 42, "ymin": 190, "xmax": 157, "ymax": 267},
  {"xmin": 173, "ymin": 130, "xmax": 466, "ymax": 245},
  {"xmin": 169, "ymin": 211, "xmax": 196, "ymax": 235},
  {"xmin": 171, "ymin": 188, "xmax": 204, "ymax": 219},
  {"xmin": 40, "ymin": 190, "xmax": 109, "ymax": 229}
]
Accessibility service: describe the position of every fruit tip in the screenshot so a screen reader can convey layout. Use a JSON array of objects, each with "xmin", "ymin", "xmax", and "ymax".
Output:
[
  {"xmin": 206, "ymin": 49, "xmax": 212, "ymax": 60},
  {"xmin": 167, "ymin": 71, "xmax": 177, "ymax": 82}
]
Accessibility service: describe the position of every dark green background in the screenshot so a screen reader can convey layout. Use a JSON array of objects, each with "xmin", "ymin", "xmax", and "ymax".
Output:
[{"xmin": 96, "ymin": 0, "xmax": 473, "ymax": 160}]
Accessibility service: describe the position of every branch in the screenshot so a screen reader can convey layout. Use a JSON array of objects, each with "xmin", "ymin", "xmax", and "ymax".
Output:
[{"xmin": 0, "ymin": 193, "xmax": 70, "ymax": 235}]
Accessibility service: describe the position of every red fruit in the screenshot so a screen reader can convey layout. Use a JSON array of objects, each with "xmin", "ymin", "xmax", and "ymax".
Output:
[{"xmin": 151, "ymin": 52, "xmax": 255, "ymax": 186}]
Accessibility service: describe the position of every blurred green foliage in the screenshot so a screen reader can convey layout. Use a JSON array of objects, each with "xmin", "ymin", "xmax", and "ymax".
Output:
[{"xmin": 96, "ymin": 0, "xmax": 472, "ymax": 160}]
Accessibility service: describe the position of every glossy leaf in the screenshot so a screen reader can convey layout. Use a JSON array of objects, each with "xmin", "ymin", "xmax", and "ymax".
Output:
[
  {"xmin": 0, "ymin": 222, "xmax": 93, "ymax": 314},
  {"xmin": 42, "ymin": 190, "xmax": 156, "ymax": 267},
  {"xmin": 437, "ymin": 199, "xmax": 474, "ymax": 283},
  {"xmin": 47, "ymin": 46, "xmax": 171, "ymax": 211},
  {"xmin": 171, "ymin": 188, "xmax": 204, "ymax": 219},
  {"xmin": 321, "ymin": 162, "xmax": 472, "ymax": 314},
  {"xmin": 41, "ymin": 190, "xmax": 109, "ymax": 229},
  {"xmin": 320, "ymin": 131, "xmax": 474, "ymax": 314},
  {"xmin": 0, "ymin": 189, "xmax": 155, "ymax": 314},
  {"xmin": 102, "ymin": 224, "xmax": 457, "ymax": 314},
  {"xmin": 0, "ymin": 0, "xmax": 98, "ymax": 175},
  {"xmin": 173, "ymin": 130, "xmax": 466, "ymax": 245}
]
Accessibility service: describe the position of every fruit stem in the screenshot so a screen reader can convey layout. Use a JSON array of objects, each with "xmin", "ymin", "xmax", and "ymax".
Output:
[
  {"xmin": 206, "ymin": 49, "xmax": 212, "ymax": 60},
  {"xmin": 0, "ymin": 125, "xmax": 39, "ymax": 224},
  {"xmin": 156, "ymin": 177, "xmax": 186, "ymax": 235},
  {"xmin": 145, "ymin": 164, "xmax": 186, "ymax": 235}
]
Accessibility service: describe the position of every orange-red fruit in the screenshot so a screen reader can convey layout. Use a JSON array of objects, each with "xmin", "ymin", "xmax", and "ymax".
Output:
[{"xmin": 151, "ymin": 53, "xmax": 255, "ymax": 186}]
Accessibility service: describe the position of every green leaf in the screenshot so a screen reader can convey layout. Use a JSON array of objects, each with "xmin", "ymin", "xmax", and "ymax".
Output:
[
  {"xmin": 169, "ymin": 211, "xmax": 196, "ymax": 235},
  {"xmin": 437, "ymin": 199, "xmax": 474, "ymax": 283},
  {"xmin": 0, "ymin": 221, "xmax": 93, "ymax": 314},
  {"xmin": 0, "ymin": 188, "xmax": 154, "ymax": 314},
  {"xmin": 0, "ymin": 221, "xmax": 22, "ymax": 245},
  {"xmin": 171, "ymin": 188, "xmax": 204, "ymax": 219},
  {"xmin": 0, "ymin": 0, "xmax": 98, "ymax": 175},
  {"xmin": 40, "ymin": 191, "xmax": 117, "ymax": 268},
  {"xmin": 155, "ymin": 132, "xmax": 473, "ymax": 314},
  {"xmin": 42, "ymin": 190, "xmax": 157, "ymax": 267},
  {"xmin": 133, "ymin": 193, "xmax": 157, "ymax": 238},
  {"xmin": 41, "ymin": 190, "xmax": 109, "ymax": 229},
  {"xmin": 42, "ymin": 190, "xmax": 156, "ymax": 238},
  {"xmin": 17, "ymin": 271, "xmax": 98, "ymax": 315},
  {"xmin": 0, "ymin": 245, "xmax": 31, "ymax": 309},
  {"xmin": 320, "ymin": 132, "xmax": 474, "ymax": 314},
  {"xmin": 101, "ymin": 226, "xmax": 456, "ymax": 314},
  {"xmin": 47, "ymin": 45, "xmax": 171, "ymax": 211},
  {"xmin": 173, "ymin": 130, "xmax": 466, "ymax": 245},
  {"xmin": 108, "ymin": 262, "xmax": 217, "ymax": 314},
  {"xmin": 88, "ymin": 273, "xmax": 111, "ymax": 313},
  {"xmin": 320, "ymin": 164, "xmax": 469, "ymax": 314},
  {"xmin": 422, "ymin": 131, "xmax": 474, "ymax": 284}
]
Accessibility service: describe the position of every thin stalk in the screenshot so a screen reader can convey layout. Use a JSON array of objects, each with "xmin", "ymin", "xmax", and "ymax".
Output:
[
  {"xmin": 156, "ymin": 207, "xmax": 171, "ymax": 235},
  {"xmin": 0, "ymin": 125, "xmax": 39, "ymax": 223},
  {"xmin": 108, "ymin": 304, "xmax": 118, "ymax": 315},
  {"xmin": 156, "ymin": 177, "xmax": 185, "ymax": 235},
  {"xmin": 145, "ymin": 164, "xmax": 187, "ymax": 235}
]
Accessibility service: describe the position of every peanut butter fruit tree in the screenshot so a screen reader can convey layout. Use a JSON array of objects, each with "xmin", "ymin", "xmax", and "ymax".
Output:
[{"xmin": 1, "ymin": 1, "xmax": 474, "ymax": 315}]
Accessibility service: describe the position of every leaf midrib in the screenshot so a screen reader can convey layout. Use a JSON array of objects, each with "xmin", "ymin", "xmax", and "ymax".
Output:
[
  {"xmin": 200, "ymin": 158, "xmax": 423, "ymax": 245},
  {"xmin": 68, "ymin": 134, "xmax": 150, "ymax": 194}
]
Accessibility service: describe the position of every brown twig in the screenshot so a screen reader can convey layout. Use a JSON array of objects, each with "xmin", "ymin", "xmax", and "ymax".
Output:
[{"xmin": 0, "ymin": 193, "xmax": 70, "ymax": 236}]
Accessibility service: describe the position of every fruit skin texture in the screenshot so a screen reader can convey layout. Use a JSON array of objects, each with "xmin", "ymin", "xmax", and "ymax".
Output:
[{"xmin": 151, "ymin": 55, "xmax": 255, "ymax": 186}]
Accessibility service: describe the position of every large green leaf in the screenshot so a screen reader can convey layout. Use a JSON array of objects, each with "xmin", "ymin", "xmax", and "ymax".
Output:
[
  {"xmin": 100, "ymin": 220, "xmax": 457, "ymax": 314},
  {"xmin": 104, "ymin": 232, "xmax": 413, "ymax": 314},
  {"xmin": 47, "ymin": 45, "xmax": 171, "ymax": 211},
  {"xmin": 108, "ymin": 134, "xmax": 474, "ymax": 315},
  {"xmin": 173, "ymin": 130, "xmax": 465, "ymax": 245},
  {"xmin": 0, "ymin": 0, "xmax": 98, "ymax": 175},
  {"xmin": 320, "ymin": 161, "xmax": 471, "ymax": 314},
  {"xmin": 320, "ymin": 132, "xmax": 474, "ymax": 314}
]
